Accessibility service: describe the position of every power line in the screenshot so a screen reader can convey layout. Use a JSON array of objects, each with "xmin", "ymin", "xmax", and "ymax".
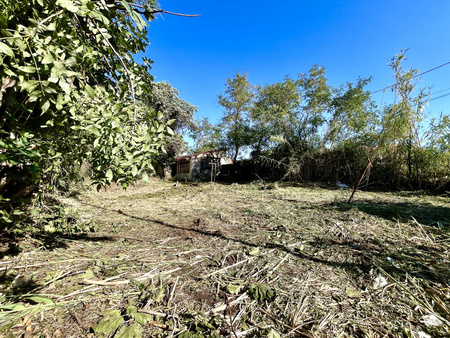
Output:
[
  {"xmin": 432, "ymin": 87, "xmax": 450, "ymax": 95},
  {"xmin": 429, "ymin": 91, "xmax": 450, "ymax": 101},
  {"xmin": 370, "ymin": 61, "xmax": 450, "ymax": 95}
]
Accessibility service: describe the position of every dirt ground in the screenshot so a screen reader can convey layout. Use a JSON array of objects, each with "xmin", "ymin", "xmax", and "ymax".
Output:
[{"xmin": 1, "ymin": 180, "xmax": 449, "ymax": 337}]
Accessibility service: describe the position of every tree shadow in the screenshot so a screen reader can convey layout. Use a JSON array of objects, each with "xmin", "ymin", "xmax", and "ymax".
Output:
[
  {"xmin": 0, "ymin": 241, "xmax": 22, "ymax": 260},
  {"xmin": 337, "ymin": 200, "xmax": 449, "ymax": 229},
  {"xmin": 76, "ymin": 200, "xmax": 365, "ymax": 269},
  {"xmin": 33, "ymin": 232, "xmax": 116, "ymax": 251},
  {"xmin": 292, "ymin": 199, "xmax": 450, "ymax": 286},
  {"xmin": 72, "ymin": 197, "xmax": 450, "ymax": 292},
  {"xmin": 75, "ymin": 200, "xmax": 446, "ymax": 286},
  {"xmin": 0, "ymin": 269, "xmax": 41, "ymax": 297},
  {"xmin": 0, "ymin": 231, "xmax": 116, "ymax": 259}
]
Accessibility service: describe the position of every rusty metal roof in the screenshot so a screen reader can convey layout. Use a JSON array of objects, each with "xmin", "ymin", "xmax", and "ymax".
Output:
[{"xmin": 174, "ymin": 150, "xmax": 221, "ymax": 161}]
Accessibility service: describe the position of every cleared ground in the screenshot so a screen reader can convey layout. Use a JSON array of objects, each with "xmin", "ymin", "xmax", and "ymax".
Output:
[{"xmin": 1, "ymin": 180, "xmax": 449, "ymax": 337}]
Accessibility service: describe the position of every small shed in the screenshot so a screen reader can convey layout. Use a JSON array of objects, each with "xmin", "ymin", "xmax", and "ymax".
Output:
[{"xmin": 174, "ymin": 150, "xmax": 232, "ymax": 181}]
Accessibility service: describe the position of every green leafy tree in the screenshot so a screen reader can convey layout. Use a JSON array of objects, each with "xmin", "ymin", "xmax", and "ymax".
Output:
[
  {"xmin": 0, "ymin": 0, "xmax": 174, "ymax": 224},
  {"xmin": 251, "ymin": 77, "xmax": 300, "ymax": 155},
  {"xmin": 244, "ymin": 68, "xmax": 330, "ymax": 181},
  {"xmin": 217, "ymin": 72, "xmax": 254, "ymax": 162},
  {"xmin": 254, "ymin": 66, "xmax": 332, "ymax": 158},
  {"xmin": 422, "ymin": 114, "xmax": 450, "ymax": 190},
  {"xmin": 325, "ymin": 77, "xmax": 376, "ymax": 148},
  {"xmin": 296, "ymin": 65, "xmax": 332, "ymax": 150},
  {"xmin": 380, "ymin": 50, "xmax": 427, "ymax": 148},
  {"xmin": 250, "ymin": 68, "xmax": 376, "ymax": 182},
  {"xmin": 251, "ymin": 67, "xmax": 331, "ymax": 172},
  {"xmin": 428, "ymin": 114, "xmax": 450, "ymax": 153},
  {"xmin": 190, "ymin": 117, "xmax": 221, "ymax": 153},
  {"xmin": 379, "ymin": 50, "xmax": 429, "ymax": 184},
  {"xmin": 149, "ymin": 81, "xmax": 197, "ymax": 169},
  {"xmin": 150, "ymin": 81, "xmax": 197, "ymax": 135}
]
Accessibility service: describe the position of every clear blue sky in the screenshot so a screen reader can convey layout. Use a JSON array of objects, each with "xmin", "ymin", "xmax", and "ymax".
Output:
[{"xmin": 141, "ymin": 0, "xmax": 450, "ymax": 126}]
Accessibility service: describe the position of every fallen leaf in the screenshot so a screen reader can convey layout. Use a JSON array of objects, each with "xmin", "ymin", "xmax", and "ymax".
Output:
[
  {"xmin": 249, "ymin": 247, "xmax": 260, "ymax": 256},
  {"xmin": 227, "ymin": 284, "xmax": 241, "ymax": 295},
  {"xmin": 346, "ymin": 287, "xmax": 362, "ymax": 298}
]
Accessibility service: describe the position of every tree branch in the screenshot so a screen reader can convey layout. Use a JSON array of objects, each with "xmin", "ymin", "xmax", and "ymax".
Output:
[
  {"xmin": 142, "ymin": 9, "xmax": 200, "ymax": 17},
  {"xmin": 93, "ymin": 0, "xmax": 200, "ymax": 17},
  {"xmin": 91, "ymin": 19, "xmax": 138, "ymax": 124},
  {"xmin": 121, "ymin": 3, "xmax": 200, "ymax": 17}
]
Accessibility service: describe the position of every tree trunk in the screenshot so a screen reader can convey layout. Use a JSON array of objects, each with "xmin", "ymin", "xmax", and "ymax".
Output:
[{"xmin": 233, "ymin": 145, "xmax": 239, "ymax": 163}]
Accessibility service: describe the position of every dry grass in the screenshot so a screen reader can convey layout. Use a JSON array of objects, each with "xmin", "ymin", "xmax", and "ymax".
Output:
[{"xmin": 0, "ymin": 179, "xmax": 449, "ymax": 337}]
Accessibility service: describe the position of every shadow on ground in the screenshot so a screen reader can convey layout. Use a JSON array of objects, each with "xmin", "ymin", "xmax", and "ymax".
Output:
[
  {"xmin": 338, "ymin": 200, "xmax": 450, "ymax": 228},
  {"xmin": 77, "ymin": 199, "xmax": 449, "ymax": 288},
  {"xmin": 0, "ymin": 231, "xmax": 116, "ymax": 259}
]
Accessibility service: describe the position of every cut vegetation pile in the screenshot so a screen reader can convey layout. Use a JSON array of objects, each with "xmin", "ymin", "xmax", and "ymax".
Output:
[{"xmin": 1, "ymin": 180, "xmax": 449, "ymax": 337}]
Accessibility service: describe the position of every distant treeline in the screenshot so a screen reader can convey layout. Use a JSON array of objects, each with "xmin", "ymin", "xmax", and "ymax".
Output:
[
  {"xmin": 219, "ymin": 145, "xmax": 449, "ymax": 193},
  {"xmin": 192, "ymin": 51, "xmax": 449, "ymax": 192}
]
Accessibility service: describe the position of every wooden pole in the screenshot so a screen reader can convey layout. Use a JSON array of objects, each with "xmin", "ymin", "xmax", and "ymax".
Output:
[
  {"xmin": 210, "ymin": 162, "xmax": 217, "ymax": 183},
  {"xmin": 348, "ymin": 159, "xmax": 372, "ymax": 203},
  {"xmin": 210, "ymin": 162, "xmax": 214, "ymax": 182}
]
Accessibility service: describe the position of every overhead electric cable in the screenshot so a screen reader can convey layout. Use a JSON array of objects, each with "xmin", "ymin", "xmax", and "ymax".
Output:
[
  {"xmin": 429, "ymin": 92, "xmax": 450, "ymax": 101},
  {"xmin": 431, "ymin": 87, "xmax": 450, "ymax": 95},
  {"xmin": 370, "ymin": 61, "xmax": 450, "ymax": 94}
]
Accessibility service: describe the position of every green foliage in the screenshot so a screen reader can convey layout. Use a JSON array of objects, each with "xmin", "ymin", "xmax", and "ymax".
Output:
[
  {"xmin": 33, "ymin": 204, "xmax": 99, "ymax": 235},
  {"xmin": 115, "ymin": 323, "xmax": 143, "ymax": 338},
  {"xmin": 214, "ymin": 50, "xmax": 448, "ymax": 191},
  {"xmin": 428, "ymin": 114, "xmax": 450, "ymax": 153},
  {"xmin": 296, "ymin": 65, "xmax": 332, "ymax": 147},
  {"xmin": 190, "ymin": 117, "xmax": 221, "ymax": 153},
  {"xmin": 326, "ymin": 77, "xmax": 376, "ymax": 147},
  {"xmin": 217, "ymin": 72, "xmax": 255, "ymax": 162},
  {"xmin": 380, "ymin": 50, "xmax": 427, "ymax": 149},
  {"xmin": 93, "ymin": 311, "xmax": 124, "ymax": 336},
  {"xmin": 1, "ymin": 197, "xmax": 98, "ymax": 236},
  {"xmin": 150, "ymin": 81, "xmax": 197, "ymax": 135},
  {"xmin": 0, "ymin": 294, "xmax": 60, "ymax": 332},
  {"xmin": 248, "ymin": 67, "xmax": 375, "ymax": 183},
  {"xmin": 180, "ymin": 312, "xmax": 223, "ymax": 338},
  {"xmin": 374, "ymin": 50, "xmax": 433, "ymax": 188},
  {"xmin": 92, "ymin": 305, "xmax": 152, "ymax": 337},
  {"xmin": 419, "ymin": 114, "xmax": 450, "ymax": 190},
  {"xmin": 267, "ymin": 328, "xmax": 281, "ymax": 338},
  {"xmin": 248, "ymin": 283, "xmax": 276, "ymax": 302},
  {"xmin": 150, "ymin": 81, "xmax": 198, "ymax": 170},
  {"xmin": 251, "ymin": 77, "xmax": 300, "ymax": 155},
  {"xmin": 0, "ymin": 0, "xmax": 173, "ymax": 230},
  {"xmin": 250, "ymin": 66, "xmax": 374, "ymax": 159}
]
